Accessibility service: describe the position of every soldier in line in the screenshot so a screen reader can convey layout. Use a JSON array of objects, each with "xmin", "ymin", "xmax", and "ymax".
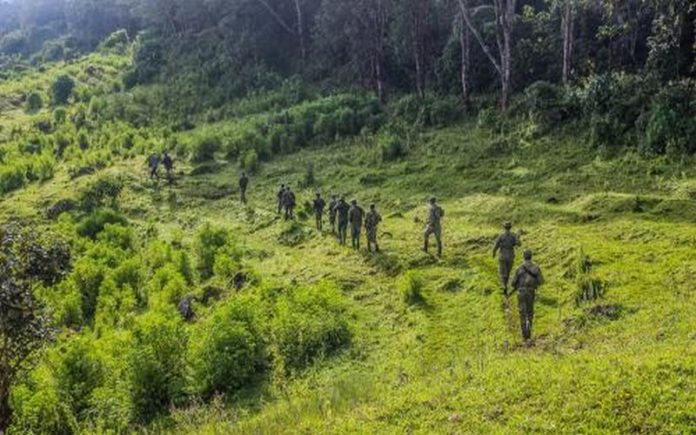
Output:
[
  {"xmin": 147, "ymin": 153, "xmax": 160, "ymax": 180},
  {"xmin": 348, "ymin": 199, "xmax": 365, "ymax": 250},
  {"xmin": 277, "ymin": 184, "xmax": 286, "ymax": 214},
  {"xmin": 333, "ymin": 196, "xmax": 350, "ymax": 245},
  {"xmin": 313, "ymin": 193, "xmax": 326, "ymax": 231},
  {"xmin": 239, "ymin": 171, "xmax": 249, "ymax": 204},
  {"xmin": 328, "ymin": 194, "xmax": 338, "ymax": 233},
  {"xmin": 283, "ymin": 186, "xmax": 296, "ymax": 220},
  {"xmin": 364, "ymin": 203, "xmax": 382, "ymax": 252},
  {"xmin": 493, "ymin": 222, "xmax": 521, "ymax": 296},
  {"xmin": 423, "ymin": 197, "xmax": 444, "ymax": 257},
  {"xmin": 162, "ymin": 151, "xmax": 174, "ymax": 184},
  {"xmin": 511, "ymin": 249, "xmax": 544, "ymax": 345}
]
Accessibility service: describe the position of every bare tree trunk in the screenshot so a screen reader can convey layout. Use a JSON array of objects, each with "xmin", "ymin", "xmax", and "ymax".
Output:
[
  {"xmin": 374, "ymin": 0, "xmax": 388, "ymax": 104},
  {"xmin": 561, "ymin": 0, "xmax": 575, "ymax": 83},
  {"xmin": 293, "ymin": 0, "xmax": 306, "ymax": 65},
  {"xmin": 458, "ymin": 14, "xmax": 470, "ymax": 106},
  {"xmin": 411, "ymin": 0, "xmax": 427, "ymax": 98}
]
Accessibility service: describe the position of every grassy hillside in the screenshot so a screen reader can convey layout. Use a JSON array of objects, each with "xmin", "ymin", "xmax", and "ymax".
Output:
[{"xmin": 2, "ymin": 52, "xmax": 696, "ymax": 434}]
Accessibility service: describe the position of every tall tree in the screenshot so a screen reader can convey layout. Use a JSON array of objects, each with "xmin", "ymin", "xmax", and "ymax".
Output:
[{"xmin": 458, "ymin": 0, "xmax": 517, "ymax": 109}]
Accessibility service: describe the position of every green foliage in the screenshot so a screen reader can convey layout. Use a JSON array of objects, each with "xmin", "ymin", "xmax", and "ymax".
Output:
[
  {"xmin": 379, "ymin": 134, "xmax": 406, "ymax": 162},
  {"xmin": 77, "ymin": 208, "xmax": 128, "ymax": 239},
  {"xmin": 26, "ymin": 91, "xmax": 43, "ymax": 112},
  {"xmin": 194, "ymin": 223, "xmax": 229, "ymax": 280},
  {"xmin": 79, "ymin": 175, "xmax": 124, "ymax": 211},
  {"xmin": 129, "ymin": 308, "xmax": 187, "ymax": 422},
  {"xmin": 524, "ymin": 81, "xmax": 568, "ymax": 128},
  {"xmin": 401, "ymin": 271, "xmax": 425, "ymax": 305},
  {"xmin": 187, "ymin": 296, "xmax": 264, "ymax": 398},
  {"xmin": 241, "ymin": 149, "xmax": 259, "ymax": 173},
  {"xmin": 270, "ymin": 282, "xmax": 352, "ymax": 373},
  {"xmin": 641, "ymin": 81, "xmax": 696, "ymax": 156},
  {"xmin": 100, "ymin": 29, "xmax": 129, "ymax": 52},
  {"xmin": 393, "ymin": 95, "xmax": 462, "ymax": 128},
  {"xmin": 190, "ymin": 135, "xmax": 220, "ymax": 162},
  {"xmin": 51, "ymin": 74, "xmax": 75, "ymax": 105}
]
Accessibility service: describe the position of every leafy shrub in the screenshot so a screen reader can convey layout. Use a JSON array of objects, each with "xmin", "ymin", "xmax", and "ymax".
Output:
[
  {"xmin": 52, "ymin": 74, "xmax": 75, "ymax": 105},
  {"xmin": 380, "ymin": 134, "xmax": 406, "ymax": 162},
  {"xmin": 401, "ymin": 271, "xmax": 425, "ymax": 305},
  {"xmin": 53, "ymin": 335, "xmax": 105, "ymax": 419},
  {"xmin": 524, "ymin": 81, "xmax": 566, "ymax": 128},
  {"xmin": 270, "ymin": 282, "xmax": 352, "ymax": 372},
  {"xmin": 68, "ymin": 258, "xmax": 107, "ymax": 323},
  {"xmin": 80, "ymin": 176, "xmax": 124, "ymax": 211},
  {"xmin": 315, "ymin": 113, "xmax": 337, "ymax": 141},
  {"xmin": 241, "ymin": 149, "xmax": 259, "ymax": 173},
  {"xmin": 194, "ymin": 223, "xmax": 229, "ymax": 280},
  {"xmin": 187, "ymin": 296, "xmax": 264, "ymax": 397},
  {"xmin": 100, "ymin": 29, "xmax": 129, "ymax": 51},
  {"xmin": 9, "ymin": 366, "xmax": 73, "ymax": 435},
  {"xmin": 190, "ymin": 135, "xmax": 220, "ymax": 162},
  {"xmin": 77, "ymin": 208, "xmax": 128, "ymax": 239},
  {"xmin": 641, "ymin": 81, "xmax": 696, "ymax": 156},
  {"xmin": 147, "ymin": 264, "xmax": 189, "ymax": 308},
  {"xmin": 336, "ymin": 108, "xmax": 356, "ymax": 136},
  {"xmin": 53, "ymin": 107, "xmax": 67, "ymax": 124},
  {"xmin": 0, "ymin": 164, "xmax": 26, "ymax": 195},
  {"xmin": 129, "ymin": 308, "xmax": 187, "ymax": 422},
  {"xmin": 26, "ymin": 91, "xmax": 43, "ymax": 112}
]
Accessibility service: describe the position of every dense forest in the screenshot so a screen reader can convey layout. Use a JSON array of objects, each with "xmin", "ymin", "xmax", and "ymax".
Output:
[{"xmin": 1, "ymin": 1, "xmax": 696, "ymax": 434}]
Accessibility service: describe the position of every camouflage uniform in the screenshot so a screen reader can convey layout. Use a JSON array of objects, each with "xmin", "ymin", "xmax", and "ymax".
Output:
[
  {"xmin": 239, "ymin": 172, "xmax": 249, "ymax": 203},
  {"xmin": 277, "ymin": 185, "xmax": 285, "ymax": 214},
  {"xmin": 313, "ymin": 194, "xmax": 326, "ymax": 231},
  {"xmin": 364, "ymin": 205, "xmax": 382, "ymax": 252},
  {"xmin": 333, "ymin": 199, "xmax": 350, "ymax": 245},
  {"xmin": 511, "ymin": 251, "xmax": 544, "ymax": 342},
  {"xmin": 493, "ymin": 223, "xmax": 520, "ymax": 295},
  {"xmin": 423, "ymin": 199, "xmax": 444, "ymax": 256},
  {"xmin": 328, "ymin": 195, "xmax": 338, "ymax": 232},
  {"xmin": 282, "ymin": 188, "xmax": 296, "ymax": 220},
  {"xmin": 348, "ymin": 201, "xmax": 365, "ymax": 250},
  {"xmin": 162, "ymin": 152, "xmax": 174, "ymax": 184},
  {"xmin": 147, "ymin": 154, "xmax": 160, "ymax": 180}
]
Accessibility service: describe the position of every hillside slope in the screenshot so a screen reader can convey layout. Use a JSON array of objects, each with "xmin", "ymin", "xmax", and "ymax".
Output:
[{"xmin": 3, "ymin": 96, "xmax": 696, "ymax": 433}]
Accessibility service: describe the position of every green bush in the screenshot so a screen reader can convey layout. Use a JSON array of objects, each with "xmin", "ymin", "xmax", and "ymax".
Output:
[
  {"xmin": 380, "ymin": 134, "xmax": 406, "ymax": 162},
  {"xmin": 641, "ymin": 81, "xmax": 696, "ymax": 156},
  {"xmin": 315, "ymin": 113, "xmax": 337, "ymax": 141},
  {"xmin": 53, "ymin": 107, "xmax": 67, "ymax": 124},
  {"xmin": 190, "ymin": 135, "xmax": 220, "ymax": 162},
  {"xmin": 77, "ymin": 208, "xmax": 128, "ymax": 239},
  {"xmin": 401, "ymin": 271, "xmax": 425, "ymax": 305},
  {"xmin": 241, "ymin": 149, "xmax": 259, "ymax": 173},
  {"xmin": 524, "ymin": 81, "xmax": 566, "ymax": 127},
  {"xmin": 9, "ymin": 366, "xmax": 73, "ymax": 435},
  {"xmin": 68, "ymin": 258, "xmax": 107, "ymax": 324},
  {"xmin": 187, "ymin": 296, "xmax": 264, "ymax": 397},
  {"xmin": 52, "ymin": 74, "xmax": 75, "ymax": 105},
  {"xmin": 53, "ymin": 335, "xmax": 105, "ymax": 419},
  {"xmin": 80, "ymin": 176, "xmax": 123, "ymax": 211},
  {"xmin": 194, "ymin": 223, "xmax": 229, "ymax": 280},
  {"xmin": 100, "ymin": 29, "xmax": 129, "ymax": 51},
  {"xmin": 26, "ymin": 91, "xmax": 43, "ymax": 112},
  {"xmin": 270, "ymin": 282, "xmax": 352, "ymax": 372},
  {"xmin": 0, "ymin": 164, "xmax": 26, "ymax": 195},
  {"xmin": 146, "ymin": 264, "xmax": 189, "ymax": 308},
  {"xmin": 129, "ymin": 308, "xmax": 187, "ymax": 422}
]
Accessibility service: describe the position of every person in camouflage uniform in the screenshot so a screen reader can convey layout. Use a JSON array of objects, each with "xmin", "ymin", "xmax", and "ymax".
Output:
[
  {"xmin": 348, "ymin": 199, "xmax": 365, "ymax": 250},
  {"xmin": 313, "ymin": 193, "xmax": 326, "ymax": 231},
  {"xmin": 493, "ymin": 222, "xmax": 521, "ymax": 296},
  {"xmin": 364, "ymin": 203, "xmax": 382, "ymax": 252},
  {"xmin": 162, "ymin": 151, "xmax": 174, "ymax": 184},
  {"xmin": 282, "ymin": 186, "xmax": 296, "ymax": 220},
  {"xmin": 147, "ymin": 153, "xmax": 160, "ymax": 180},
  {"xmin": 239, "ymin": 171, "xmax": 249, "ymax": 204},
  {"xmin": 333, "ymin": 196, "xmax": 350, "ymax": 245},
  {"xmin": 277, "ymin": 184, "xmax": 285, "ymax": 214},
  {"xmin": 328, "ymin": 194, "xmax": 338, "ymax": 233},
  {"xmin": 423, "ymin": 197, "xmax": 444, "ymax": 256},
  {"xmin": 511, "ymin": 249, "xmax": 544, "ymax": 344}
]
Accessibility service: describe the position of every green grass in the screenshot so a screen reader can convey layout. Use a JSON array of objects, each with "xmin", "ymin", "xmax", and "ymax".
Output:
[{"xmin": 2, "ymin": 52, "xmax": 696, "ymax": 433}]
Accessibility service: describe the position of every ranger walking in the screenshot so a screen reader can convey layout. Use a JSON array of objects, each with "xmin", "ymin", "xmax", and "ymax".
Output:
[
  {"xmin": 328, "ymin": 194, "xmax": 338, "ymax": 233},
  {"xmin": 348, "ymin": 199, "xmax": 365, "ymax": 250},
  {"xmin": 493, "ymin": 222, "xmax": 521, "ymax": 296},
  {"xmin": 511, "ymin": 249, "xmax": 544, "ymax": 345},
  {"xmin": 239, "ymin": 171, "xmax": 249, "ymax": 204},
  {"xmin": 423, "ymin": 197, "xmax": 444, "ymax": 256},
  {"xmin": 147, "ymin": 153, "xmax": 160, "ymax": 180},
  {"xmin": 162, "ymin": 151, "xmax": 174, "ymax": 184},
  {"xmin": 364, "ymin": 203, "xmax": 382, "ymax": 252},
  {"xmin": 313, "ymin": 193, "xmax": 326, "ymax": 231},
  {"xmin": 277, "ymin": 184, "xmax": 286, "ymax": 214},
  {"xmin": 333, "ymin": 197, "xmax": 350, "ymax": 245},
  {"xmin": 283, "ymin": 186, "xmax": 296, "ymax": 220}
]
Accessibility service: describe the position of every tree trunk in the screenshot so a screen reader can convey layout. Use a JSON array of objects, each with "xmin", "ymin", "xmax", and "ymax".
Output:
[
  {"xmin": 293, "ymin": 0, "xmax": 306, "ymax": 65},
  {"xmin": 561, "ymin": 0, "xmax": 575, "ymax": 83},
  {"xmin": 458, "ymin": 14, "xmax": 470, "ymax": 106},
  {"xmin": 0, "ymin": 377, "xmax": 9, "ymax": 433}
]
